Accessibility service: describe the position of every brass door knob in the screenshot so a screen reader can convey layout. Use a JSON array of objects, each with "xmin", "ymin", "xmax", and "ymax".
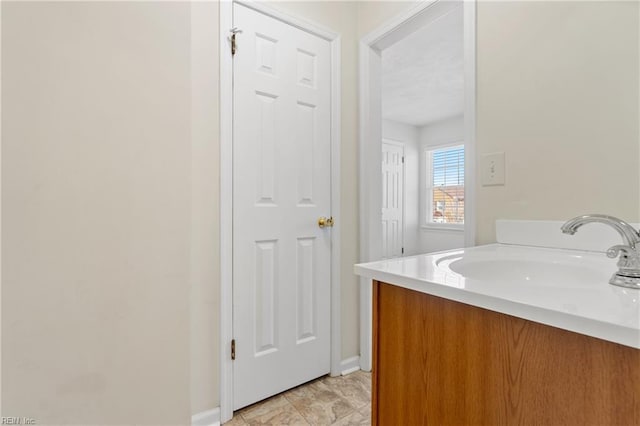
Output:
[{"xmin": 318, "ymin": 216, "xmax": 334, "ymax": 228}]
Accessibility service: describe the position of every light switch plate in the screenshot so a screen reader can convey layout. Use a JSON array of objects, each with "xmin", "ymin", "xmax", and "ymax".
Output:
[{"xmin": 481, "ymin": 152, "xmax": 505, "ymax": 186}]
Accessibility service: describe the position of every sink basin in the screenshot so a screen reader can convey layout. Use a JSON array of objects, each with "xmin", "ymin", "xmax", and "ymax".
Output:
[
  {"xmin": 445, "ymin": 258, "xmax": 610, "ymax": 287},
  {"xmin": 435, "ymin": 246, "xmax": 613, "ymax": 288}
]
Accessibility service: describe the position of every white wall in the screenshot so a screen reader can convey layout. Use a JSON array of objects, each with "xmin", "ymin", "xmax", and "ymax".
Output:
[
  {"xmin": 382, "ymin": 119, "xmax": 419, "ymax": 255},
  {"xmin": 419, "ymin": 114, "xmax": 464, "ymax": 148},
  {"xmin": 418, "ymin": 115, "xmax": 465, "ymax": 253},
  {"xmin": 2, "ymin": 2, "xmax": 191, "ymax": 423}
]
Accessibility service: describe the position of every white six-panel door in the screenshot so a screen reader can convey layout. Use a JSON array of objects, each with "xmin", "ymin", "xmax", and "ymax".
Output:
[
  {"xmin": 232, "ymin": 3, "xmax": 332, "ymax": 409},
  {"xmin": 381, "ymin": 141, "xmax": 404, "ymax": 259}
]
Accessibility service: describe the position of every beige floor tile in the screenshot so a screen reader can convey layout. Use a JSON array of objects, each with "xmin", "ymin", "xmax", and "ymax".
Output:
[
  {"xmin": 319, "ymin": 375, "xmax": 370, "ymax": 409},
  {"xmin": 329, "ymin": 410, "xmax": 369, "ymax": 426},
  {"xmin": 228, "ymin": 372, "xmax": 372, "ymax": 426},
  {"xmin": 225, "ymin": 414, "xmax": 249, "ymax": 425},
  {"xmin": 349, "ymin": 371, "xmax": 371, "ymax": 389},
  {"xmin": 284, "ymin": 379, "xmax": 334, "ymax": 402},
  {"xmin": 357, "ymin": 404, "xmax": 371, "ymax": 422},
  {"xmin": 243, "ymin": 405, "xmax": 310, "ymax": 426},
  {"xmin": 289, "ymin": 396, "xmax": 355, "ymax": 425},
  {"xmin": 238, "ymin": 395, "xmax": 291, "ymax": 421}
]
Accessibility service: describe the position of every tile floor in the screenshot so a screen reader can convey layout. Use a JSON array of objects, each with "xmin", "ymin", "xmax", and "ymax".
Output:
[{"xmin": 226, "ymin": 370, "xmax": 371, "ymax": 425}]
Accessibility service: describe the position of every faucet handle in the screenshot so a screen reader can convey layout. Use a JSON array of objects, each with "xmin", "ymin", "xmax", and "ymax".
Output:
[
  {"xmin": 606, "ymin": 245, "xmax": 640, "ymax": 273},
  {"xmin": 606, "ymin": 245, "xmax": 635, "ymax": 259}
]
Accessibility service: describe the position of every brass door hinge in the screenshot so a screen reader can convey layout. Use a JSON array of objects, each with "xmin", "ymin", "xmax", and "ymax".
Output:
[
  {"xmin": 230, "ymin": 27, "xmax": 242, "ymax": 56},
  {"xmin": 231, "ymin": 339, "xmax": 236, "ymax": 360}
]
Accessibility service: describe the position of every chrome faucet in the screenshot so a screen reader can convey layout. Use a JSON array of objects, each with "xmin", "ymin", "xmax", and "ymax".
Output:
[{"xmin": 561, "ymin": 214, "xmax": 640, "ymax": 289}]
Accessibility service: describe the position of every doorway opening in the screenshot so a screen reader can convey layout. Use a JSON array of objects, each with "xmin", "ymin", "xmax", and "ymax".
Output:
[{"xmin": 358, "ymin": 0, "xmax": 476, "ymax": 370}]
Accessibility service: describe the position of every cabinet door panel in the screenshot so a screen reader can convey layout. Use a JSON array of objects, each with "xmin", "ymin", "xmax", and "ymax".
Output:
[{"xmin": 372, "ymin": 281, "xmax": 640, "ymax": 426}]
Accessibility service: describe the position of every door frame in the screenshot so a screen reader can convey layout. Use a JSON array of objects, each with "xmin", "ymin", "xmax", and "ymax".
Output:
[
  {"xmin": 358, "ymin": 0, "xmax": 476, "ymax": 371},
  {"xmin": 381, "ymin": 139, "xmax": 406, "ymax": 258},
  {"xmin": 220, "ymin": 1, "xmax": 342, "ymax": 422}
]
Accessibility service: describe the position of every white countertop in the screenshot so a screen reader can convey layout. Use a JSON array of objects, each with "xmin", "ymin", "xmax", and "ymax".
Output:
[{"xmin": 354, "ymin": 244, "xmax": 640, "ymax": 349}]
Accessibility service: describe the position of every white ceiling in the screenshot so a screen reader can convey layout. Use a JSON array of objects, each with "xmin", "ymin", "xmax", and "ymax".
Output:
[{"xmin": 381, "ymin": 7, "xmax": 464, "ymax": 127}]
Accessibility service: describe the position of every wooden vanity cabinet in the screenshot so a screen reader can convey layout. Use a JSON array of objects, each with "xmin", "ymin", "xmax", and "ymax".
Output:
[{"xmin": 371, "ymin": 281, "xmax": 640, "ymax": 426}]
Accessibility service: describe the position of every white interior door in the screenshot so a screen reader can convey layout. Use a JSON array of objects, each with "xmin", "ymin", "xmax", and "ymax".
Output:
[
  {"xmin": 382, "ymin": 141, "xmax": 404, "ymax": 258},
  {"xmin": 232, "ymin": 3, "xmax": 332, "ymax": 410}
]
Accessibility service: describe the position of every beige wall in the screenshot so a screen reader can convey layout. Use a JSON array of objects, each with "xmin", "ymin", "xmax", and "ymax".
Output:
[
  {"xmin": 357, "ymin": 1, "xmax": 416, "ymax": 37},
  {"xmin": 2, "ymin": 2, "xmax": 191, "ymax": 424},
  {"xmin": 190, "ymin": 1, "xmax": 220, "ymax": 415},
  {"xmin": 475, "ymin": 1, "xmax": 640, "ymax": 243}
]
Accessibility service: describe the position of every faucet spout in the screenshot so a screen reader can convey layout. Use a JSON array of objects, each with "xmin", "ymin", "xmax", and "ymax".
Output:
[
  {"xmin": 561, "ymin": 214, "xmax": 640, "ymax": 249},
  {"xmin": 561, "ymin": 214, "xmax": 640, "ymax": 289}
]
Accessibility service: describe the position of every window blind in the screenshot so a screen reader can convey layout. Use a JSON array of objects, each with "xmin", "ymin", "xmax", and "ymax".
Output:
[{"xmin": 429, "ymin": 145, "xmax": 464, "ymax": 224}]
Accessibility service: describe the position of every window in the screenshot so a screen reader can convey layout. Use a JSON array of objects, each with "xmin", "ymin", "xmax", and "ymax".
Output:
[{"xmin": 425, "ymin": 145, "xmax": 464, "ymax": 227}]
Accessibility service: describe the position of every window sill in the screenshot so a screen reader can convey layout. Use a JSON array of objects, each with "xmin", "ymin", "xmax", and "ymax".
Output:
[{"xmin": 421, "ymin": 224, "xmax": 465, "ymax": 232}]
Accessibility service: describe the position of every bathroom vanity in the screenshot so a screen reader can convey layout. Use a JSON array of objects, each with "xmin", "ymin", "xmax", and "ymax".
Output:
[{"xmin": 355, "ymin": 244, "xmax": 640, "ymax": 426}]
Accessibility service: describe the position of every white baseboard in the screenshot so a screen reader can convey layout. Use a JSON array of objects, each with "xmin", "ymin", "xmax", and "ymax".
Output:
[
  {"xmin": 192, "ymin": 407, "xmax": 220, "ymax": 426},
  {"xmin": 340, "ymin": 356, "xmax": 361, "ymax": 375}
]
